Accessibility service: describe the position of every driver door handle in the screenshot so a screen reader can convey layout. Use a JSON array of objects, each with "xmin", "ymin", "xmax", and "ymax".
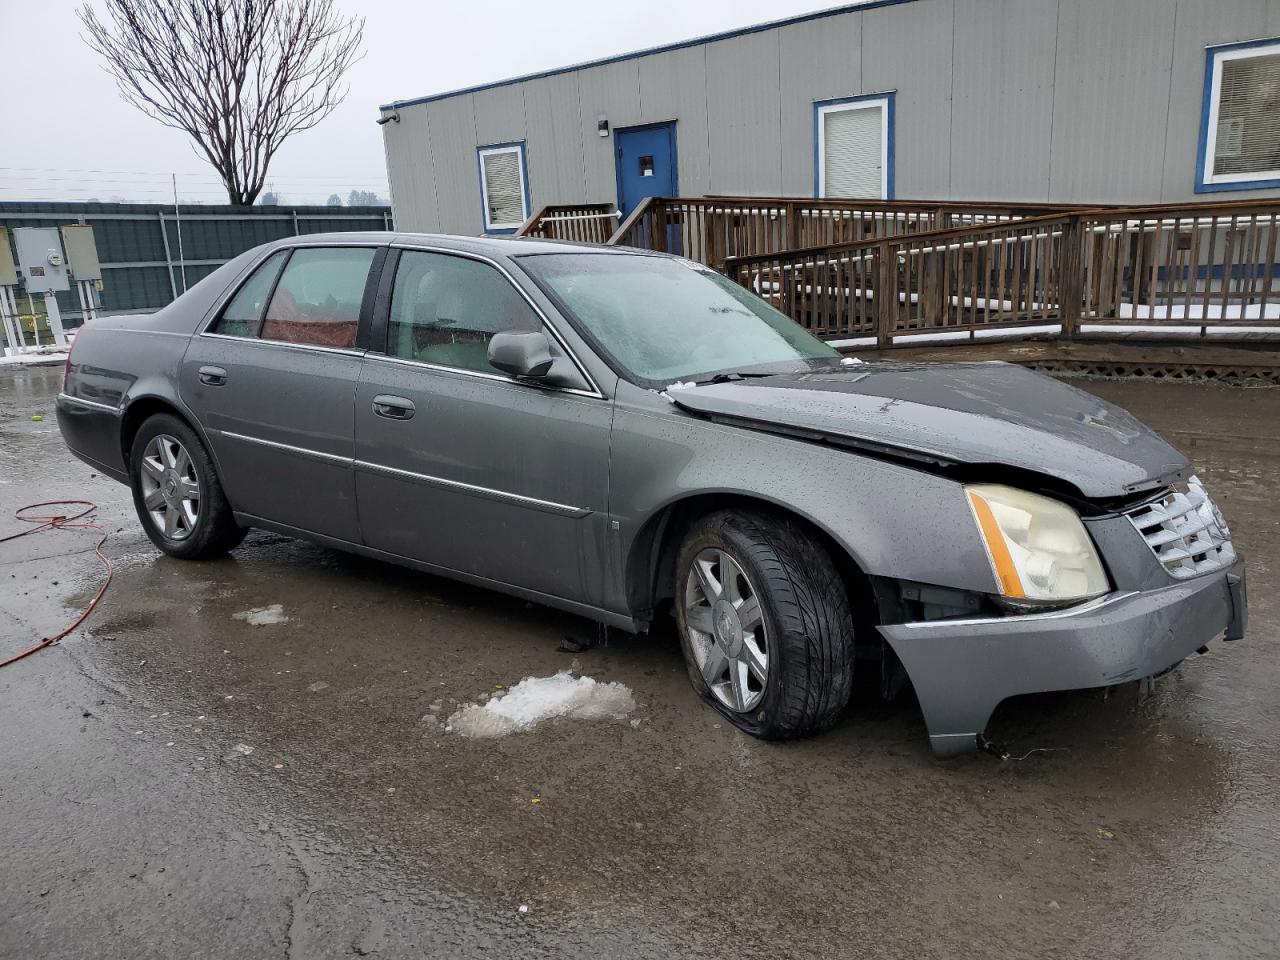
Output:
[{"xmin": 372, "ymin": 395, "xmax": 415, "ymax": 420}]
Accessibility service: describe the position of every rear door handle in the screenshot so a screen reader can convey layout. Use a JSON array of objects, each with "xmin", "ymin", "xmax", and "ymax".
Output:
[
  {"xmin": 198, "ymin": 365, "xmax": 228, "ymax": 386},
  {"xmin": 372, "ymin": 395, "xmax": 415, "ymax": 420}
]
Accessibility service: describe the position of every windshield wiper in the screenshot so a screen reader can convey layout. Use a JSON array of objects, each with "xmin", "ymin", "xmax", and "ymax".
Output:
[{"xmin": 699, "ymin": 370, "xmax": 778, "ymax": 384}]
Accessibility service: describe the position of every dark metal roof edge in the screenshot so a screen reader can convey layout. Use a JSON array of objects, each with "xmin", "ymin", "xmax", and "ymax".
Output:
[{"xmin": 379, "ymin": 0, "xmax": 917, "ymax": 112}]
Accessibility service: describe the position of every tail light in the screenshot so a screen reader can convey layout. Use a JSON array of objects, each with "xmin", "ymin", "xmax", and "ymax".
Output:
[{"xmin": 62, "ymin": 337, "xmax": 74, "ymax": 391}]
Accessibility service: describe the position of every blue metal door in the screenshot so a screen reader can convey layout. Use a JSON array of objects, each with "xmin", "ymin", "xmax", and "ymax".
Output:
[{"xmin": 615, "ymin": 122, "xmax": 677, "ymax": 219}]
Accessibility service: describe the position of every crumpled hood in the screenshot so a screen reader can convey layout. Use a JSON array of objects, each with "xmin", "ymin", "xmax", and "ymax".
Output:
[{"xmin": 668, "ymin": 362, "xmax": 1189, "ymax": 498}]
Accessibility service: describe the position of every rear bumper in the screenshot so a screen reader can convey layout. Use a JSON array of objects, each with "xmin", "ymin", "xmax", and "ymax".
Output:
[
  {"xmin": 878, "ymin": 559, "xmax": 1246, "ymax": 758},
  {"xmin": 55, "ymin": 393, "xmax": 129, "ymax": 483}
]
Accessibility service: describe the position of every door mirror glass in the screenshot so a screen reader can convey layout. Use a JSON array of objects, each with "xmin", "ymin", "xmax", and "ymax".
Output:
[{"xmin": 488, "ymin": 331, "xmax": 554, "ymax": 379}]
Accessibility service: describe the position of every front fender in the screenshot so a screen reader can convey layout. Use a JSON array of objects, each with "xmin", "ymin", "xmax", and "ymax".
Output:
[{"xmin": 608, "ymin": 393, "xmax": 999, "ymax": 616}]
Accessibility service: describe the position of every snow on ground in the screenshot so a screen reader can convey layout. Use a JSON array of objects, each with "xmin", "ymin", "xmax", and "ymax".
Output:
[
  {"xmin": 446, "ymin": 671, "xmax": 636, "ymax": 738},
  {"xmin": 232, "ymin": 604, "xmax": 290, "ymax": 626},
  {"xmin": 0, "ymin": 349, "xmax": 69, "ymax": 367}
]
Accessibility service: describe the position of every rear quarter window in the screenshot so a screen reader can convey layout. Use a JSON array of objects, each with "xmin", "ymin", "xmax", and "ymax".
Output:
[{"xmin": 210, "ymin": 251, "xmax": 288, "ymax": 337}]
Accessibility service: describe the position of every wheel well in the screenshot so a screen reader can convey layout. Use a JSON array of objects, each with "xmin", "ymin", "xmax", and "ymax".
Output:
[
  {"xmin": 119, "ymin": 397, "xmax": 194, "ymax": 470},
  {"xmin": 628, "ymin": 493, "xmax": 877, "ymax": 634}
]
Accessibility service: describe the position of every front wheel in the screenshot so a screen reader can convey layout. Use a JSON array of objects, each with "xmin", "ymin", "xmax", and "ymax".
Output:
[
  {"xmin": 129, "ymin": 413, "xmax": 246, "ymax": 560},
  {"xmin": 675, "ymin": 510, "xmax": 855, "ymax": 739}
]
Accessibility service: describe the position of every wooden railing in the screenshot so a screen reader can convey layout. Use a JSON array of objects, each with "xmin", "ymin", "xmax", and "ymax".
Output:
[
  {"xmin": 724, "ymin": 214, "xmax": 1073, "ymax": 345},
  {"xmin": 516, "ymin": 203, "xmax": 619, "ymax": 243},
  {"xmin": 607, "ymin": 196, "xmax": 1080, "ymax": 269},
  {"xmin": 1077, "ymin": 202, "xmax": 1280, "ymax": 326},
  {"xmin": 719, "ymin": 199, "xmax": 1280, "ymax": 343}
]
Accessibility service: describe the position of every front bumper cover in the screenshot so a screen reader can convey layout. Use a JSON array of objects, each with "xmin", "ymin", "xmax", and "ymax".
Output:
[{"xmin": 878, "ymin": 559, "xmax": 1246, "ymax": 758}]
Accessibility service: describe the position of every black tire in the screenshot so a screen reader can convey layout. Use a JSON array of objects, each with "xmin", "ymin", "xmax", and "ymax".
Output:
[
  {"xmin": 128, "ymin": 413, "xmax": 247, "ymax": 560},
  {"xmin": 674, "ymin": 509, "xmax": 855, "ymax": 739}
]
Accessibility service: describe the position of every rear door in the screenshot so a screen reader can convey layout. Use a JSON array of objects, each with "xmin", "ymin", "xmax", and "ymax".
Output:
[
  {"xmin": 180, "ymin": 243, "xmax": 384, "ymax": 543},
  {"xmin": 353, "ymin": 247, "xmax": 612, "ymax": 605}
]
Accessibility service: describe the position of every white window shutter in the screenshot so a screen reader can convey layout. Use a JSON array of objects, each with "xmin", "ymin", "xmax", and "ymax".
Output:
[
  {"xmin": 1214, "ymin": 52, "xmax": 1280, "ymax": 176},
  {"xmin": 823, "ymin": 106, "xmax": 883, "ymax": 199},
  {"xmin": 482, "ymin": 150, "xmax": 526, "ymax": 228}
]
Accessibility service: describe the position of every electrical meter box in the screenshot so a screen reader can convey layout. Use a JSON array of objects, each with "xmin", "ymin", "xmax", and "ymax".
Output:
[
  {"xmin": 60, "ymin": 225, "xmax": 102, "ymax": 281},
  {"xmin": 13, "ymin": 227, "xmax": 70, "ymax": 293},
  {"xmin": 0, "ymin": 228, "xmax": 17, "ymax": 287}
]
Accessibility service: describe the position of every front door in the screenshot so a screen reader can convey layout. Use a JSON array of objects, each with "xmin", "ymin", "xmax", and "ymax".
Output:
[
  {"xmin": 615, "ymin": 122, "xmax": 678, "ymax": 219},
  {"xmin": 180, "ymin": 244, "xmax": 382, "ymax": 544},
  {"xmin": 353, "ymin": 248, "xmax": 612, "ymax": 606}
]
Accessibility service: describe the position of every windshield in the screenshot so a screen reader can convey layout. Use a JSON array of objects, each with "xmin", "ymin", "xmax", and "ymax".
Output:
[{"xmin": 518, "ymin": 253, "xmax": 840, "ymax": 385}]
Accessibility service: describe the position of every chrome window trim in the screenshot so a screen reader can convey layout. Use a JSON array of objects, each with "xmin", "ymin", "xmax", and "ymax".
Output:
[
  {"xmin": 58, "ymin": 393, "xmax": 121, "ymax": 415},
  {"xmin": 213, "ymin": 429, "xmax": 354, "ymax": 466},
  {"xmin": 362, "ymin": 351, "xmax": 601, "ymax": 400},
  {"xmin": 384, "ymin": 243, "xmax": 605, "ymax": 399},
  {"xmin": 198, "ymin": 331, "xmax": 367, "ymax": 358},
  {"xmin": 354, "ymin": 459, "xmax": 591, "ymax": 518}
]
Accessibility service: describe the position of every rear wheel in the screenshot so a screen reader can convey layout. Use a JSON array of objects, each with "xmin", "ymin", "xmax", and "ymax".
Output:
[
  {"xmin": 674, "ymin": 510, "xmax": 855, "ymax": 739},
  {"xmin": 129, "ymin": 413, "xmax": 246, "ymax": 559}
]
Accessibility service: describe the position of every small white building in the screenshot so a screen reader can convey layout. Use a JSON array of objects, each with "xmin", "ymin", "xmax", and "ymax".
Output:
[{"xmin": 379, "ymin": 0, "xmax": 1280, "ymax": 235}]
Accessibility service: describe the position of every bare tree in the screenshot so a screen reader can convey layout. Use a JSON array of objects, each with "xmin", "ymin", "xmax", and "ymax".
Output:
[{"xmin": 79, "ymin": 0, "xmax": 364, "ymax": 205}]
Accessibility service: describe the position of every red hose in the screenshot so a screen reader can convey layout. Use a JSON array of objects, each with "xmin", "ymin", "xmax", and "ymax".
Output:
[{"xmin": 0, "ymin": 500, "xmax": 112, "ymax": 668}]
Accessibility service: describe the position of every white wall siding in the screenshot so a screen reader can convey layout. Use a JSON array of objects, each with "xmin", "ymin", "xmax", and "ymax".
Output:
[
  {"xmin": 778, "ymin": 13, "xmax": 863, "ymax": 195},
  {"xmin": 705, "ymin": 30, "xmax": 785, "ymax": 195},
  {"xmin": 523, "ymin": 72, "xmax": 588, "ymax": 210},
  {"xmin": 1048, "ymin": 0, "xmax": 1177, "ymax": 204},
  {"xmin": 949, "ymin": 0, "xmax": 1057, "ymax": 202}
]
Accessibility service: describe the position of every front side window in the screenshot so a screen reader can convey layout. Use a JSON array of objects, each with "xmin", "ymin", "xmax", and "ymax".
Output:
[
  {"xmin": 387, "ymin": 250, "xmax": 541, "ymax": 372},
  {"xmin": 478, "ymin": 143, "xmax": 529, "ymax": 233},
  {"xmin": 260, "ymin": 247, "xmax": 375, "ymax": 348},
  {"xmin": 211, "ymin": 251, "xmax": 288, "ymax": 337},
  {"xmin": 1199, "ymin": 39, "xmax": 1280, "ymax": 191},
  {"xmin": 520, "ymin": 253, "xmax": 839, "ymax": 386}
]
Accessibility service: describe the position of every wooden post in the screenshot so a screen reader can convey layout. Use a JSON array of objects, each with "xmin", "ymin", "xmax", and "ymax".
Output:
[
  {"xmin": 1059, "ymin": 215, "xmax": 1084, "ymax": 338},
  {"xmin": 875, "ymin": 241, "xmax": 895, "ymax": 348}
]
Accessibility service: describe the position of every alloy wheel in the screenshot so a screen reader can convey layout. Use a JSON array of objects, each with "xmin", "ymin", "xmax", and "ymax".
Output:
[
  {"xmin": 138, "ymin": 434, "xmax": 200, "ymax": 541},
  {"xmin": 684, "ymin": 548, "xmax": 769, "ymax": 712}
]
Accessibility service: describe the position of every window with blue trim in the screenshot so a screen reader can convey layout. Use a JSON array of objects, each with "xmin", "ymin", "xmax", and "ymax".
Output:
[
  {"xmin": 1199, "ymin": 39, "xmax": 1280, "ymax": 192},
  {"xmin": 814, "ymin": 94, "xmax": 893, "ymax": 200},
  {"xmin": 478, "ymin": 143, "xmax": 529, "ymax": 232}
]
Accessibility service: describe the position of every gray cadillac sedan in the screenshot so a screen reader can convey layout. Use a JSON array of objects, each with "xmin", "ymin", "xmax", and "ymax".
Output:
[{"xmin": 56, "ymin": 233, "xmax": 1247, "ymax": 756}]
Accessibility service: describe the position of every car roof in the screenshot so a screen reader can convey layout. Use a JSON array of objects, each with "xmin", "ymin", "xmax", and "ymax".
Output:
[{"xmin": 264, "ymin": 231, "xmax": 661, "ymax": 259}]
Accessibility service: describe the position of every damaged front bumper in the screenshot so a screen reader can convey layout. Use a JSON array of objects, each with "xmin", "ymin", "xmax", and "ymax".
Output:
[{"xmin": 877, "ymin": 559, "xmax": 1247, "ymax": 758}]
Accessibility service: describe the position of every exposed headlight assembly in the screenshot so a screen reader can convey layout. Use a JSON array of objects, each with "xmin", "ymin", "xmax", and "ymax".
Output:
[{"xmin": 965, "ymin": 484, "xmax": 1110, "ymax": 607}]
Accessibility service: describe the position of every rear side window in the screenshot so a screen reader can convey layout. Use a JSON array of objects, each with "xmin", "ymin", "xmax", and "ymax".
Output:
[
  {"xmin": 260, "ymin": 248, "xmax": 375, "ymax": 349},
  {"xmin": 211, "ymin": 251, "xmax": 287, "ymax": 337},
  {"xmin": 387, "ymin": 250, "xmax": 540, "ymax": 372}
]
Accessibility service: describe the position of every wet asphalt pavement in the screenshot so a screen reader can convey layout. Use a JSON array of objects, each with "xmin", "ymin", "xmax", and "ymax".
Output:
[{"xmin": 2, "ymin": 365, "xmax": 1278, "ymax": 959}]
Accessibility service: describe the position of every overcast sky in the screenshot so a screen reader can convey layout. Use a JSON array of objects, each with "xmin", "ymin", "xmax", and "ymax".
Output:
[{"xmin": 0, "ymin": 0, "xmax": 842, "ymax": 206}]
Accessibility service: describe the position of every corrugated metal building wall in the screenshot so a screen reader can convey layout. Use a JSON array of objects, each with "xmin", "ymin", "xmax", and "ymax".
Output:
[
  {"xmin": 0, "ymin": 202, "xmax": 393, "ymax": 326},
  {"xmin": 380, "ymin": 0, "xmax": 1280, "ymax": 235}
]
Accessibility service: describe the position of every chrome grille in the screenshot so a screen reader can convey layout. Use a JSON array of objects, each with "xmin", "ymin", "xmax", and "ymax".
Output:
[{"xmin": 1126, "ymin": 475, "xmax": 1235, "ymax": 579}]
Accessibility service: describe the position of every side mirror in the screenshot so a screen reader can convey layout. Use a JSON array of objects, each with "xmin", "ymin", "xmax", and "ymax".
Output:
[{"xmin": 488, "ymin": 331, "xmax": 554, "ymax": 379}]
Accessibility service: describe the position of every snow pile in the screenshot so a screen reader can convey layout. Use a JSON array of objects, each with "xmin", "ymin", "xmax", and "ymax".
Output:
[
  {"xmin": 232, "ymin": 604, "xmax": 289, "ymax": 626},
  {"xmin": 446, "ymin": 671, "xmax": 636, "ymax": 738}
]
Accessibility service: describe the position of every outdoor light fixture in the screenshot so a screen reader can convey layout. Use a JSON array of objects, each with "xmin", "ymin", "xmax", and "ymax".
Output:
[
  {"xmin": 597, "ymin": 116, "xmax": 609, "ymax": 137},
  {"xmin": 377, "ymin": 111, "xmax": 400, "ymax": 126}
]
